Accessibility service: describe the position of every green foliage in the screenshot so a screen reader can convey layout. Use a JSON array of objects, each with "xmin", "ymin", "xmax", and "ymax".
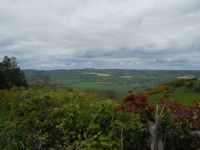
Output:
[
  {"xmin": 159, "ymin": 120, "xmax": 200, "ymax": 150},
  {"xmin": 173, "ymin": 79, "xmax": 200, "ymax": 92},
  {"xmin": 0, "ymin": 88, "xmax": 148, "ymax": 149},
  {"xmin": 0, "ymin": 88, "xmax": 199, "ymax": 149},
  {"xmin": 193, "ymin": 81, "xmax": 200, "ymax": 92},
  {"xmin": 0, "ymin": 56, "xmax": 28, "ymax": 89}
]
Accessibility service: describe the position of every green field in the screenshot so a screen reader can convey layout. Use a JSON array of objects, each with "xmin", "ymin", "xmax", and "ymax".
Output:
[
  {"xmin": 25, "ymin": 69, "xmax": 200, "ymax": 101},
  {"xmin": 150, "ymin": 87, "xmax": 200, "ymax": 105}
]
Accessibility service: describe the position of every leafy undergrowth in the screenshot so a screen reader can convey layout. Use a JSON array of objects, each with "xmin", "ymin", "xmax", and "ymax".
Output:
[
  {"xmin": 0, "ymin": 88, "xmax": 148, "ymax": 150},
  {"xmin": 0, "ymin": 88, "xmax": 199, "ymax": 149}
]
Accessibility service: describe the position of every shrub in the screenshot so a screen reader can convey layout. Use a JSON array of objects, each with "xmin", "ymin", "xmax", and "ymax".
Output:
[{"xmin": 0, "ymin": 89, "xmax": 148, "ymax": 149}]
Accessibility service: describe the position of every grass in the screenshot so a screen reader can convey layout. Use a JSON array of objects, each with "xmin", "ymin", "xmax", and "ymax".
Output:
[
  {"xmin": 172, "ymin": 87, "xmax": 200, "ymax": 105},
  {"xmin": 149, "ymin": 87, "xmax": 200, "ymax": 105}
]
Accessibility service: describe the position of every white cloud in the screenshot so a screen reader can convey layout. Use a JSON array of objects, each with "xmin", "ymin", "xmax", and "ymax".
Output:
[{"xmin": 0, "ymin": 0, "xmax": 200, "ymax": 69}]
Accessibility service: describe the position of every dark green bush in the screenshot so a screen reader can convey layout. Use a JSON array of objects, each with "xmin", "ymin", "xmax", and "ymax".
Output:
[{"xmin": 0, "ymin": 89, "xmax": 148, "ymax": 149}]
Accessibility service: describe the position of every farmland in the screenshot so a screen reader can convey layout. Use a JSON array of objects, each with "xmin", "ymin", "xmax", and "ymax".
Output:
[{"xmin": 25, "ymin": 69, "xmax": 200, "ymax": 101}]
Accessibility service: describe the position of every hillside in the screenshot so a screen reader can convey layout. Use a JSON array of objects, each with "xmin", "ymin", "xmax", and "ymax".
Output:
[
  {"xmin": 25, "ymin": 69, "xmax": 200, "ymax": 99},
  {"xmin": 146, "ymin": 78, "xmax": 200, "ymax": 105}
]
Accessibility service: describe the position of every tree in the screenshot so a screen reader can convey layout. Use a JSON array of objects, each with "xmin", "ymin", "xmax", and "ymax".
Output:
[{"xmin": 0, "ymin": 56, "xmax": 28, "ymax": 89}]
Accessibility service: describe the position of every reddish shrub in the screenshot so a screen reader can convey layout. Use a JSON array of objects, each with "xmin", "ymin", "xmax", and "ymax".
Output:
[
  {"xmin": 164, "ymin": 100, "xmax": 199, "ymax": 129},
  {"xmin": 123, "ymin": 91, "xmax": 154, "ymax": 114}
]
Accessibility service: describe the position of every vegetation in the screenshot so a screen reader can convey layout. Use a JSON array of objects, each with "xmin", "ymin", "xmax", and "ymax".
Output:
[
  {"xmin": 148, "ymin": 78, "xmax": 200, "ymax": 105},
  {"xmin": 0, "ymin": 88, "xmax": 199, "ymax": 149},
  {"xmin": 123, "ymin": 91, "xmax": 200, "ymax": 150},
  {"xmin": 0, "ymin": 57, "xmax": 200, "ymax": 149},
  {"xmin": 24, "ymin": 69, "xmax": 200, "ymax": 100},
  {"xmin": 0, "ymin": 56, "xmax": 28, "ymax": 89},
  {"xmin": 0, "ymin": 88, "xmax": 149, "ymax": 149}
]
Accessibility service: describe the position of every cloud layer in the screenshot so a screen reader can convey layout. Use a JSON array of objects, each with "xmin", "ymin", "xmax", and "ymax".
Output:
[{"xmin": 0, "ymin": 0, "xmax": 200, "ymax": 69}]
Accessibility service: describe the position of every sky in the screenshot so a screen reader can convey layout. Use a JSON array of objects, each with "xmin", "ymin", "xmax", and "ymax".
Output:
[{"xmin": 0, "ymin": 0, "xmax": 200, "ymax": 70}]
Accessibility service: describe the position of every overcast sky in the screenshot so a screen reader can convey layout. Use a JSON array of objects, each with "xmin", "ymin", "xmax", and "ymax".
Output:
[{"xmin": 0, "ymin": 0, "xmax": 200, "ymax": 70}]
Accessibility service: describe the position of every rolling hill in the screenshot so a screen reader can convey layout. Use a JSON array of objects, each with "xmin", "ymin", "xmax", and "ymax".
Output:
[{"xmin": 24, "ymin": 69, "xmax": 200, "ymax": 100}]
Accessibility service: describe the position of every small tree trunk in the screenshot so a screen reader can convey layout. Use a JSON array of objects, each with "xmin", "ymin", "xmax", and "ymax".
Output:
[
  {"xmin": 188, "ymin": 130, "xmax": 200, "ymax": 137},
  {"xmin": 148, "ymin": 105, "xmax": 164, "ymax": 150},
  {"xmin": 148, "ymin": 120, "xmax": 157, "ymax": 150},
  {"xmin": 148, "ymin": 120, "xmax": 164, "ymax": 150}
]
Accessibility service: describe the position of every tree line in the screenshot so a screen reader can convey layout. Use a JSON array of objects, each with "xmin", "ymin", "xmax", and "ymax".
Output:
[{"xmin": 0, "ymin": 56, "xmax": 28, "ymax": 89}]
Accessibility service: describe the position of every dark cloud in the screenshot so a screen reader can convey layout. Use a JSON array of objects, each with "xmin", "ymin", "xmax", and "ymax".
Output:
[{"xmin": 0, "ymin": 0, "xmax": 200, "ymax": 69}]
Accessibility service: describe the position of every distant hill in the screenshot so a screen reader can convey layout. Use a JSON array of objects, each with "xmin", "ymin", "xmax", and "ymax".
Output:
[{"xmin": 24, "ymin": 69, "xmax": 200, "ymax": 99}]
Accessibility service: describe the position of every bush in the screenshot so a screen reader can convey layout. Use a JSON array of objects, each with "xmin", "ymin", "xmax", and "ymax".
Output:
[
  {"xmin": 145, "ymin": 84, "xmax": 172, "ymax": 95},
  {"xmin": 0, "ymin": 89, "xmax": 148, "ymax": 149},
  {"xmin": 1, "ymin": 89, "xmax": 199, "ymax": 149},
  {"xmin": 193, "ymin": 82, "xmax": 200, "ymax": 92}
]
